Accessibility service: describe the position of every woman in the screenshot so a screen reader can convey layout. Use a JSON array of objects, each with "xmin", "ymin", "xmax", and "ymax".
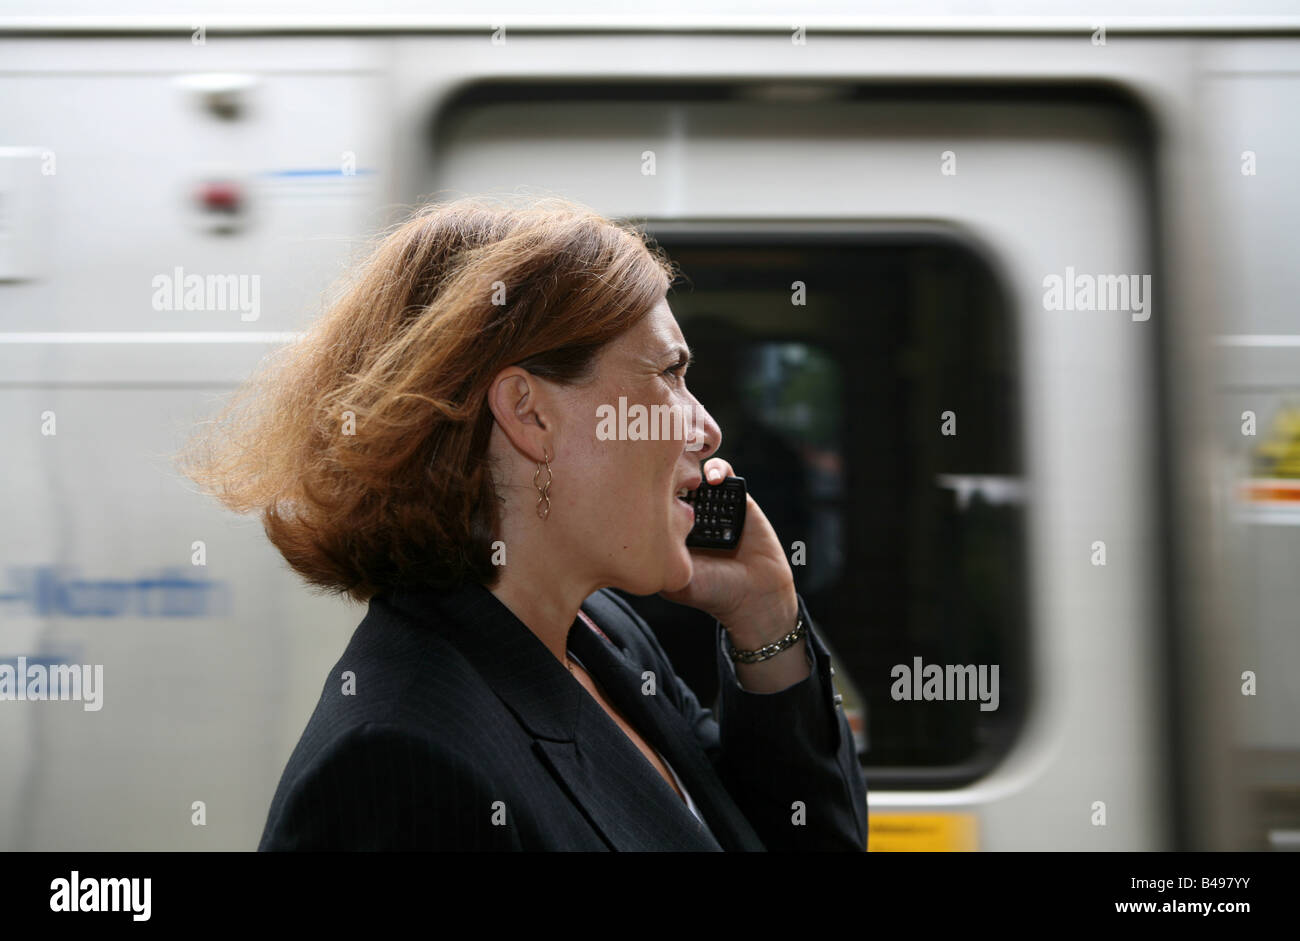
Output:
[{"xmin": 179, "ymin": 195, "xmax": 868, "ymax": 851}]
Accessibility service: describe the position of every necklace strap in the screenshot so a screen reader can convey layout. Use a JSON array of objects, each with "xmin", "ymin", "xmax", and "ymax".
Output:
[{"xmin": 576, "ymin": 608, "xmax": 612, "ymax": 643}]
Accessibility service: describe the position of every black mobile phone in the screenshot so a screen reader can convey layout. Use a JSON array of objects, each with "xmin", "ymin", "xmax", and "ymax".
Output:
[{"xmin": 683, "ymin": 475, "xmax": 747, "ymax": 549}]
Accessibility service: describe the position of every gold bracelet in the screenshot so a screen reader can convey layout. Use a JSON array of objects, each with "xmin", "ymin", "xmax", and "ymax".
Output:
[{"xmin": 724, "ymin": 613, "xmax": 805, "ymax": 664}]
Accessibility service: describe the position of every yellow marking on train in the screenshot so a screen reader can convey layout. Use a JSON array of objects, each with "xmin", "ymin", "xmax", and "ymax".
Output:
[
  {"xmin": 1251, "ymin": 403, "xmax": 1300, "ymax": 479},
  {"xmin": 868, "ymin": 813, "xmax": 978, "ymax": 852}
]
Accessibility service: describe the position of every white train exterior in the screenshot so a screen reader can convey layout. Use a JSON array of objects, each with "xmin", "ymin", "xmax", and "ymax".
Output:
[{"xmin": 1, "ymin": 6, "xmax": 1296, "ymax": 850}]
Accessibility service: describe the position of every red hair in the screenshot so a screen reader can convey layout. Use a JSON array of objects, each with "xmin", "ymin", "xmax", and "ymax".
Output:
[{"xmin": 176, "ymin": 195, "xmax": 677, "ymax": 602}]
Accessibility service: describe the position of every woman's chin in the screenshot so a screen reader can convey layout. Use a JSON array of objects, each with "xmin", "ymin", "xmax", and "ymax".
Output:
[{"xmin": 663, "ymin": 553, "xmax": 694, "ymax": 593}]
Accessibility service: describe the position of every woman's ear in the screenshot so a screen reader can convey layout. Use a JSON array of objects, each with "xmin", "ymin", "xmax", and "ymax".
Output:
[{"xmin": 486, "ymin": 366, "xmax": 551, "ymax": 461}]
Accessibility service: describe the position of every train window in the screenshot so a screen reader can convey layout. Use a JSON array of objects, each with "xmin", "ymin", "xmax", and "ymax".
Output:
[{"xmin": 614, "ymin": 224, "xmax": 1029, "ymax": 788}]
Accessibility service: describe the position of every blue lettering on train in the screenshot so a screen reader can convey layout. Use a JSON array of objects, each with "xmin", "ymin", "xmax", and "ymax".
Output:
[{"xmin": 0, "ymin": 566, "xmax": 231, "ymax": 618}]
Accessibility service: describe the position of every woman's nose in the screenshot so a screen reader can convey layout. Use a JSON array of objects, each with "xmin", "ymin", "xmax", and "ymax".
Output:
[{"xmin": 687, "ymin": 401, "xmax": 722, "ymax": 462}]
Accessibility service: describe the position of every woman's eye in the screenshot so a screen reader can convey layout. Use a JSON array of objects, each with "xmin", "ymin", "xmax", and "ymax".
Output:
[{"xmin": 664, "ymin": 359, "xmax": 688, "ymax": 380}]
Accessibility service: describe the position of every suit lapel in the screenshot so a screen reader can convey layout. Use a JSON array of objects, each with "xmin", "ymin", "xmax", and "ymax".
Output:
[
  {"xmin": 574, "ymin": 593, "xmax": 766, "ymax": 851},
  {"xmin": 382, "ymin": 580, "xmax": 724, "ymax": 851}
]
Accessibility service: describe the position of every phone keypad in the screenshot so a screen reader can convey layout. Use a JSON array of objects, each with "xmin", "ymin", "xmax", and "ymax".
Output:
[{"xmin": 684, "ymin": 476, "xmax": 747, "ymax": 549}]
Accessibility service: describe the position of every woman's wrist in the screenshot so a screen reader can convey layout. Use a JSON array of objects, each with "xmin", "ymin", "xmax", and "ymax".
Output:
[
  {"xmin": 718, "ymin": 582, "xmax": 799, "ymax": 652},
  {"xmin": 723, "ymin": 585, "xmax": 811, "ymax": 693}
]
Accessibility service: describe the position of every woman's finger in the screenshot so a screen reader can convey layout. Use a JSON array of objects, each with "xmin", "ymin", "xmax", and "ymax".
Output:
[{"xmin": 703, "ymin": 457, "xmax": 734, "ymax": 483}]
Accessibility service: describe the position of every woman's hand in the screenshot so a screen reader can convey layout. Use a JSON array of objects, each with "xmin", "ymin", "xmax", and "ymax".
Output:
[{"xmin": 658, "ymin": 457, "xmax": 799, "ymax": 652}]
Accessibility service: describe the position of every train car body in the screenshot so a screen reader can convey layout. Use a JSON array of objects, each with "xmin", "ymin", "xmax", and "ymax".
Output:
[{"xmin": 0, "ymin": 4, "xmax": 1296, "ymax": 850}]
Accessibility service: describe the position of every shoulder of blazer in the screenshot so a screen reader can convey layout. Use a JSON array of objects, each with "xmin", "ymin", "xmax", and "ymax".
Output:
[
  {"xmin": 272, "ymin": 597, "xmax": 506, "ymax": 778},
  {"xmin": 284, "ymin": 583, "xmax": 684, "ymax": 770}
]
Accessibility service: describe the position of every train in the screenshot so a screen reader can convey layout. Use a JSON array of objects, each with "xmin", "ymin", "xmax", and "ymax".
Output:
[{"xmin": 2, "ymin": 3, "xmax": 1297, "ymax": 851}]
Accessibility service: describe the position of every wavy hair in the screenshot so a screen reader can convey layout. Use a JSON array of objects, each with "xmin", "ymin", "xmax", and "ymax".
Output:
[{"xmin": 176, "ymin": 194, "xmax": 678, "ymax": 602}]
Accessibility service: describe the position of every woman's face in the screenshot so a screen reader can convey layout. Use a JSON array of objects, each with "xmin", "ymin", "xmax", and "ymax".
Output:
[{"xmin": 555, "ymin": 297, "xmax": 721, "ymax": 595}]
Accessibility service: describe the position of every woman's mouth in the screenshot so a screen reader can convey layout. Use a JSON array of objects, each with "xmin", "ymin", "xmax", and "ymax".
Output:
[{"xmin": 675, "ymin": 487, "xmax": 695, "ymax": 521}]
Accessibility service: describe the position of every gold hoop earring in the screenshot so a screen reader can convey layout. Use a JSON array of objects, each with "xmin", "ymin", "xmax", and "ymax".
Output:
[{"xmin": 533, "ymin": 446, "xmax": 553, "ymax": 520}]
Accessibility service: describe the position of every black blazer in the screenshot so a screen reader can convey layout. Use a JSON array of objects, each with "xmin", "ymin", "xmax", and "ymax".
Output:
[{"xmin": 258, "ymin": 580, "xmax": 868, "ymax": 851}]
